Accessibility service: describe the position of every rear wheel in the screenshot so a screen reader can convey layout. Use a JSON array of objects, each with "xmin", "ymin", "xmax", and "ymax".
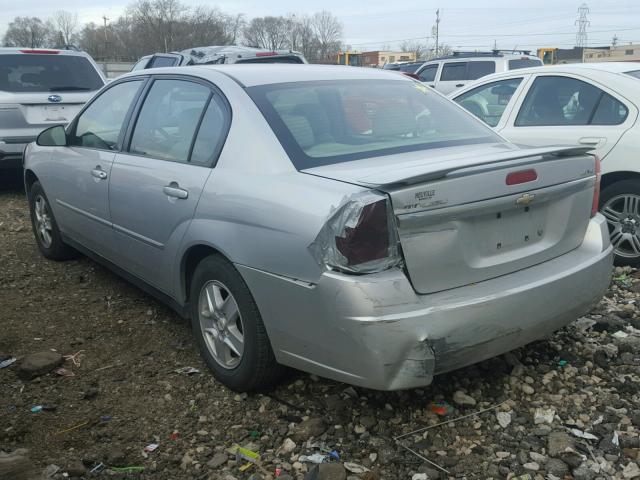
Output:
[
  {"xmin": 28, "ymin": 181, "xmax": 76, "ymax": 260},
  {"xmin": 189, "ymin": 255, "xmax": 285, "ymax": 391},
  {"xmin": 600, "ymin": 179, "xmax": 640, "ymax": 267}
]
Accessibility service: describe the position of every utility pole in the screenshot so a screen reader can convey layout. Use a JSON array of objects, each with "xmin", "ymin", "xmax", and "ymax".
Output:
[
  {"xmin": 575, "ymin": 3, "xmax": 590, "ymax": 48},
  {"xmin": 102, "ymin": 15, "xmax": 109, "ymax": 60},
  {"xmin": 432, "ymin": 9, "xmax": 440, "ymax": 58},
  {"xmin": 612, "ymin": 34, "xmax": 618, "ymax": 47},
  {"xmin": 493, "ymin": 39, "xmax": 498, "ymax": 51}
]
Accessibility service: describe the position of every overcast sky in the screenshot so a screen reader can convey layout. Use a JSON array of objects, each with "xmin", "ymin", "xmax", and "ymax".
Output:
[{"xmin": 1, "ymin": 0, "xmax": 638, "ymax": 52}]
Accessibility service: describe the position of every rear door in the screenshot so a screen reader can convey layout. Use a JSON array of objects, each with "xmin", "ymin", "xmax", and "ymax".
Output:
[
  {"xmin": 499, "ymin": 74, "xmax": 637, "ymax": 160},
  {"xmin": 109, "ymin": 76, "xmax": 231, "ymax": 294},
  {"xmin": 436, "ymin": 62, "xmax": 468, "ymax": 94},
  {"xmin": 46, "ymin": 79, "xmax": 144, "ymax": 259}
]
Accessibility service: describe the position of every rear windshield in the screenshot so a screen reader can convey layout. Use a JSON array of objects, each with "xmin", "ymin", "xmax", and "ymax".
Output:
[
  {"xmin": 508, "ymin": 58, "xmax": 543, "ymax": 70},
  {"xmin": 625, "ymin": 70, "xmax": 640, "ymax": 79},
  {"xmin": 248, "ymin": 79, "xmax": 501, "ymax": 168},
  {"xmin": 0, "ymin": 54, "xmax": 104, "ymax": 93},
  {"xmin": 236, "ymin": 56, "xmax": 304, "ymax": 64}
]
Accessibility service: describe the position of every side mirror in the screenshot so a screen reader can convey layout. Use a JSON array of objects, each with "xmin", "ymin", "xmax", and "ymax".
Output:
[{"xmin": 36, "ymin": 125, "xmax": 67, "ymax": 147}]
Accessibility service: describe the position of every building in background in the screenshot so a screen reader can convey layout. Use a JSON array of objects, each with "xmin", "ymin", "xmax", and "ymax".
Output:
[
  {"xmin": 361, "ymin": 51, "xmax": 416, "ymax": 67},
  {"xmin": 583, "ymin": 44, "xmax": 640, "ymax": 62},
  {"xmin": 538, "ymin": 47, "xmax": 585, "ymax": 64}
]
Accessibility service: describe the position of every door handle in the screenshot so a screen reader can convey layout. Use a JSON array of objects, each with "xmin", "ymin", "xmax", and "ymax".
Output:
[
  {"xmin": 163, "ymin": 184, "xmax": 188, "ymax": 199},
  {"xmin": 579, "ymin": 137, "xmax": 606, "ymax": 146},
  {"xmin": 455, "ymin": 83, "xmax": 465, "ymax": 87},
  {"xmin": 91, "ymin": 167, "xmax": 107, "ymax": 180}
]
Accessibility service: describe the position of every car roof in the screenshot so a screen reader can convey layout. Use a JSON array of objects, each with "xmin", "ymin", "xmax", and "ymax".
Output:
[
  {"xmin": 424, "ymin": 51, "xmax": 540, "ymax": 62},
  {"xmin": 0, "ymin": 47, "xmax": 91, "ymax": 57},
  {"xmin": 121, "ymin": 64, "xmax": 412, "ymax": 87}
]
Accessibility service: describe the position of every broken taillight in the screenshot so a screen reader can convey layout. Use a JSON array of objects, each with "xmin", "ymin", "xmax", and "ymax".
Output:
[
  {"xmin": 592, "ymin": 155, "xmax": 601, "ymax": 218},
  {"xmin": 309, "ymin": 192, "xmax": 402, "ymax": 274}
]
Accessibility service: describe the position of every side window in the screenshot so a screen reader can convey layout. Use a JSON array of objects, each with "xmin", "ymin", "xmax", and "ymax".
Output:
[
  {"xmin": 70, "ymin": 80, "xmax": 142, "ymax": 150},
  {"xmin": 441, "ymin": 62, "xmax": 468, "ymax": 81},
  {"xmin": 148, "ymin": 55, "xmax": 180, "ymax": 68},
  {"xmin": 515, "ymin": 76, "xmax": 624, "ymax": 126},
  {"xmin": 129, "ymin": 79, "xmax": 210, "ymax": 163},
  {"xmin": 467, "ymin": 61, "xmax": 496, "ymax": 80},
  {"xmin": 190, "ymin": 96, "xmax": 229, "ymax": 166},
  {"xmin": 418, "ymin": 65, "xmax": 438, "ymax": 83},
  {"xmin": 455, "ymin": 78, "xmax": 523, "ymax": 127},
  {"xmin": 591, "ymin": 93, "xmax": 629, "ymax": 125}
]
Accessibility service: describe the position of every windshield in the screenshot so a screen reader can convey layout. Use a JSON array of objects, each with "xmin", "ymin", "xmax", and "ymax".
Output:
[
  {"xmin": 625, "ymin": 70, "xmax": 640, "ymax": 79},
  {"xmin": 0, "ymin": 54, "xmax": 104, "ymax": 93},
  {"xmin": 249, "ymin": 79, "xmax": 502, "ymax": 168}
]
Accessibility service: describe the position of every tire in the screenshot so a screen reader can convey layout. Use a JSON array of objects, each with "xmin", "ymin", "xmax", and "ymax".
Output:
[
  {"xmin": 600, "ymin": 179, "xmax": 640, "ymax": 267},
  {"xmin": 27, "ymin": 181, "xmax": 77, "ymax": 261},
  {"xmin": 189, "ymin": 255, "xmax": 285, "ymax": 391}
]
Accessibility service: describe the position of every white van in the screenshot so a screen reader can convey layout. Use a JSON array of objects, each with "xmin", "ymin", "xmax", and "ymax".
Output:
[{"xmin": 415, "ymin": 50, "xmax": 543, "ymax": 94}]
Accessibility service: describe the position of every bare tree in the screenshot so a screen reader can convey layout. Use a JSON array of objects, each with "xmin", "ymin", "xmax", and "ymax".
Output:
[
  {"xmin": 3, "ymin": 17, "xmax": 53, "ymax": 48},
  {"xmin": 400, "ymin": 40, "xmax": 429, "ymax": 60},
  {"xmin": 53, "ymin": 10, "xmax": 79, "ymax": 45},
  {"xmin": 127, "ymin": 0, "xmax": 187, "ymax": 52},
  {"xmin": 243, "ymin": 16, "xmax": 290, "ymax": 50},
  {"xmin": 295, "ymin": 15, "xmax": 319, "ymax": 62},
  {"xmin": 312, "ymin": 11, "xmax": 342, "ymax": 62}
]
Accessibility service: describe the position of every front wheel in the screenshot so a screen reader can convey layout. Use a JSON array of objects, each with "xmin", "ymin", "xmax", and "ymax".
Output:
[
  {"xmin": 600, "ymin": 179, "xmax": 640, "ymax": 267},
  {"xmin": 189, "ymin": 255, "xmax": 285, "ymax": 391}
]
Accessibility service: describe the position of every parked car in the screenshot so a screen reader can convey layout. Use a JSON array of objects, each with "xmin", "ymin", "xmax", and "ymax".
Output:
[
  {"xmin": 415, "ymin": 50, "xmax": 543, "ymax": 94},
  {"xmin": 383, "ymin": 61, "xmax": 424, "ymax": 73},
  {"xmin": 24, "ymin": 65, "xmax": 611, "ymax": 391},
  {"xmin": 0, "ymin": 48, "xmax": 106, "ymax": 170},
  {"xmin": 451, "ymin": 62, "xmax": 640, "ymax": 266},
  {"xmin": 131, "ymin": 45, "xmax": 307, "ymax": 71}
]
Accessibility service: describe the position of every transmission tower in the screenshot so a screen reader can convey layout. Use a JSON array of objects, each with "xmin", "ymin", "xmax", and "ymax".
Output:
[{"xmin": 575, "ymin": 3, "xmax": 590, "ymax": 48}]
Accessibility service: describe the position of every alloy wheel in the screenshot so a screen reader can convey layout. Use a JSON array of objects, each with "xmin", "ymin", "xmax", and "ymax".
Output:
[
  {"xmin": 198, "ymin": 280, "xmax": 244, "ymax": 369},
  {"xmin": 34, "ymin": 194, "xmax": 53, "ymax": 248},
  {"xmin": 601, "ymin": 193, "xmax": 640, "ymax": 258}
]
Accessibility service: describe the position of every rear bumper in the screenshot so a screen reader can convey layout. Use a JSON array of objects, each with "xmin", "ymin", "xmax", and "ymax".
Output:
[{"xmin": 238, "ymin": 215, "xmax": 613, "ymax": 390}]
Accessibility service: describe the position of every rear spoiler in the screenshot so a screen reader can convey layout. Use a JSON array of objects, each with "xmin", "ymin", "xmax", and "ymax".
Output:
[{"xmin": 371, "ymin": 146, "xmax": 595, "ymax": 188}]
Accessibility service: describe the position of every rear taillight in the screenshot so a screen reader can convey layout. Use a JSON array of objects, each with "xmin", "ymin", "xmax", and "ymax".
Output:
[
  {"xmin": 20, "ymin": 49, "xmax": 59, "ymax": 54},
  {"xmin": 255, "ymin": 51, "xmax": 277, "ymax": 57},
  {"xmin": 506, "ymin": 169, "xmax": 538, "ymax": 185},
  {"xmin": 592, "ymin": 155, "xmax": 601, "ymax": 217},
  {"xmin": 309, "ymin": 192, "xmax": 402, "ymax": 274}
]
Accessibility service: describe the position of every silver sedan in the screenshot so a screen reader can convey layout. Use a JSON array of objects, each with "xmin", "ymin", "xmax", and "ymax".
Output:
[{"xmin": 24, "ymin": 65, "xmax": 613, "ymax": 391}]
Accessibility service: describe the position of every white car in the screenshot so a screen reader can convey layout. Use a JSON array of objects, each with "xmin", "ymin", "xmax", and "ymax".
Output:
[
  {"xmin": 416, "ymin": 50, "xmax": 543, "ymax": 94},
  {"xmin": 451, "ymin": 62, "xmax": 640, "ymax": 265}
]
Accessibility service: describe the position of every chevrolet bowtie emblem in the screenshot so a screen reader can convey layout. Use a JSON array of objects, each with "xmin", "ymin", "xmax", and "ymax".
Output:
[{"xmin": 516, "ymin": 193, "xmax": 536, "ymax": 205}]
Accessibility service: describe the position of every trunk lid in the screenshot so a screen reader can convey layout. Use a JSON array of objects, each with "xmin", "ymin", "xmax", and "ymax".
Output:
[
  {"xmin": 0, "ymin": 91, "xmax": 93, "ymax": 134},
  {"xmin": 304, "ymin": 143, "xmax": 597, "ymax": 294}
]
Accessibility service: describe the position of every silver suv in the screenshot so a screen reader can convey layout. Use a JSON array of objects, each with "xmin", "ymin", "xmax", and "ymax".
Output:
[
  {"xmin": 0, "ymin": 48, "xmax": 105, "ymax": 170},
  {"xmin": 416, "ymin": 50, "xmax": 543, "ymax": 94}
]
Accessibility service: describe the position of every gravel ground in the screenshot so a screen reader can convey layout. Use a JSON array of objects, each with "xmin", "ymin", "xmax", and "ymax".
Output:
[{"xmin": 1, "ymin": 175, "xmax": 639, "ymax": 480}]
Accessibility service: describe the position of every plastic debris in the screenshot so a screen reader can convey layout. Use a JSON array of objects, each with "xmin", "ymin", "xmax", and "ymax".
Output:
[
  {"xmin": 299, "ymin": 453, "xmax": 327, "ymax": 464},
  {"xmin": 430, "ymin": 401, "xmax": 454, "ymax": 416},
  {"xmin": 344, "ymin": 462, "xmax": 370, "ymax": 473},
  {"xmin": 63, "ymin": 350, "xmax": 85, "ymax": 367},
  {"xmin": 512, "ymin": 475, "xmax": 532, "ymax": 480},
  {"xmin": 169, "ymin": 432, "xmax": 179, "ymax": 441},
  {"xmin": 55, "ymin": 420, "xmax": 89, "ymax": 435},
  {"xmin": 275, "ymin": 467, "xmax": 283, "ymax": 477},
  {"xmin": 558, "ymin": 359, "xmax": 568, "ymax": 367},
  {"xmin": 329, "ymin": 450, "xmax": 340, "ymax": 460},
  {"xmin": 100, "ymin": 415, "xmax": 112, "ymax": 422},
  {"xmin": 54, "ymin": 367, "xmax": 75, "ymax": 377},
  {"xmin": 31, "ymin": 405, "xmax": 43, "ymax": 413},
  {"xmin": 0, "ymin": 357, "xmax": 17, "ymax": 368},
  {"xmin": 110, "ymin": 466, "xmax": 145, "ymax": 473},
  {"xmin": 250, "ymin": 430, "xmax": 260, "ymax": 439},
  {"xmin": 89, "ymin": 463, "xmax": 105, "ymax": 474},
  {"xmin": 30, "ymin": 405, "xmax": 55, "ymax": 413},
  {"xmin": 231, "ymin": 444, "xmax": 260, "ymax": 472},
  {"xmin": 174, "ymin": 366, "xmax": 200, "ymax": 375},
  {"xmin": 143, "ymin": 443, "xmax": 159, "ymax": 453},
  {"xmin": 569, "ymin": 428, "xmax": 598, "ymax": 440},
  {"xmin": 42, "ymin": 464, "xmax": 61, "ymax": 479},
  {"xmin": 612, "ymin": 331, "xmax": 629, "ymax": 338}
]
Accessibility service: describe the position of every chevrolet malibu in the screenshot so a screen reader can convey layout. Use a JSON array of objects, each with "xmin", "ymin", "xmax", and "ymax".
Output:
[{"xmin": 24, "ymin": 65, "xmax": 613, "ymax": 391}]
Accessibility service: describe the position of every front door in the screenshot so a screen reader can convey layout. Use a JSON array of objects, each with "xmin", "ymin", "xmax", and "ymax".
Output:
[
  {"xmin": 109, "ymin": 77, "xmax": 230, "ymax": 294},
  {"xmin": 46, "ymin": 79, "xmax": 143, "ymax": 259}
]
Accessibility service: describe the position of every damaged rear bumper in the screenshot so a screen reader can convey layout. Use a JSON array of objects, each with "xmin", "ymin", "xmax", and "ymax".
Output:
[{"xmin": 238, "ymin": 215, "xmax": 613, "ymax": 390}]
